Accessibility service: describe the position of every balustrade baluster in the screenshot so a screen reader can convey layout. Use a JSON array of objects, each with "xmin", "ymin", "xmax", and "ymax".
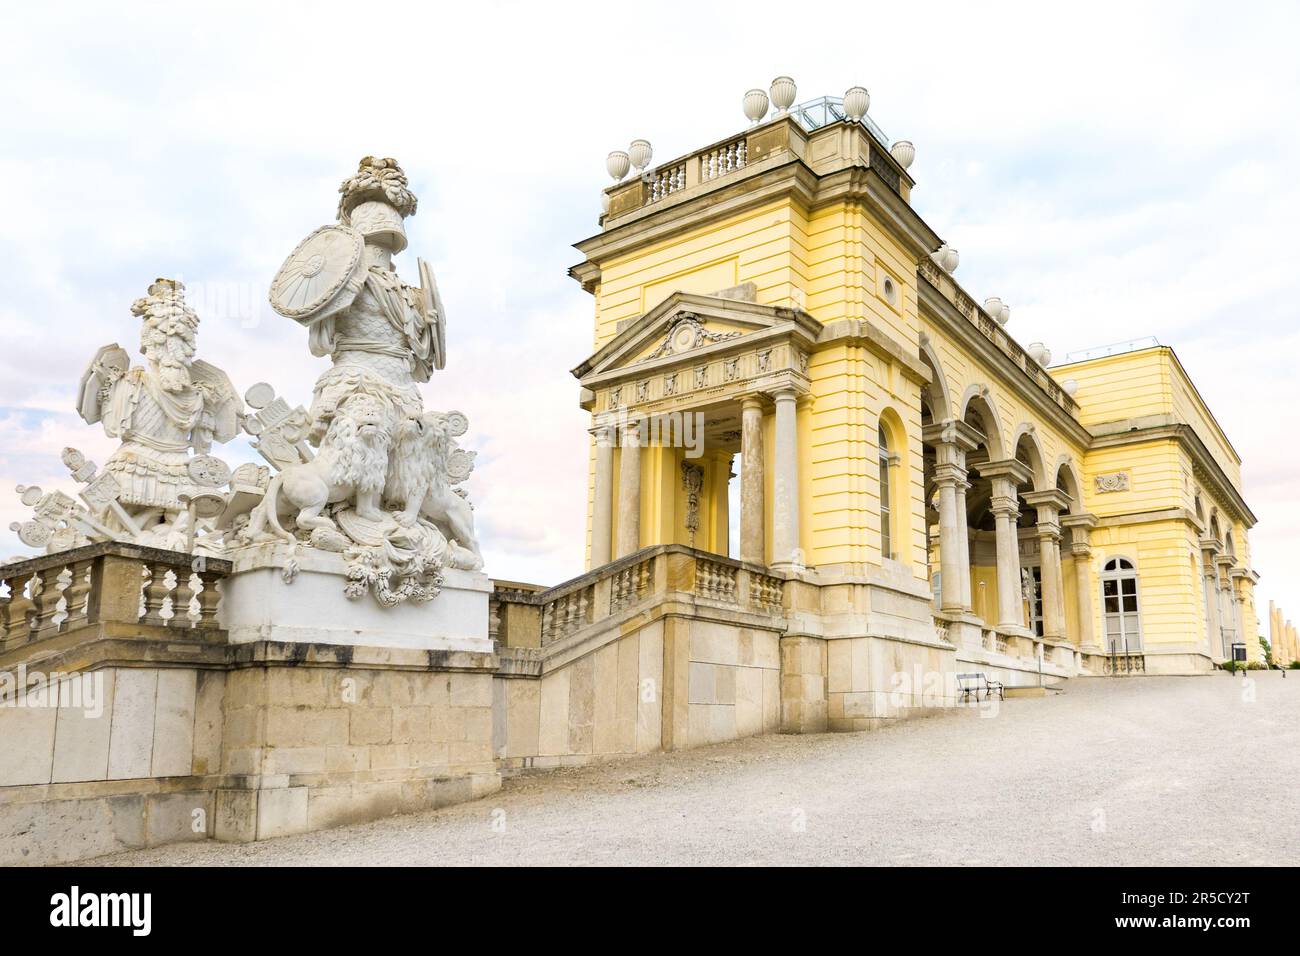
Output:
[
  {"xmin": 30, "ymin": 569, "xmax": 66, "ymax": 639},
  {"xmin": 62, "ymin": 559, "xmax": 94, "ymax": 630},
  {"xmin": 195, "ymin": 569, "xmax": 222, "ymax": 628},
  {"xmin": 141, "ymin": 561, "xmax": 172, "ymax": 626}
]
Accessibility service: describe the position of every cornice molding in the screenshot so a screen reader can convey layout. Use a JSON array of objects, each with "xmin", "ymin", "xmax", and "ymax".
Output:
[
  {"xmin": 1089, "ymin": 423, "xmax": 1256, "ymax": 527},
  {"xmin": 918, "ymin": 279, "xmax": 1092, "ymax": 448}
]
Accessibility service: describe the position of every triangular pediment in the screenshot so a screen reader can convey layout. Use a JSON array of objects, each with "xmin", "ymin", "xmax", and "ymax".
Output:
[{"xmin": 572, "ymin": 291, "xmax": 821, "ymax": 383}]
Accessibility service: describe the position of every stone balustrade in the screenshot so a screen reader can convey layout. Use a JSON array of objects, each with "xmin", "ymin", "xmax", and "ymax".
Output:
[
  {"xmin": 700, "ymin": 136, "xmax": 748, "ymax": 182},
  {"xmin": 0, "ymin": 542, "xmax": 231, "ymax": 655},
  {"xmin": 601, "ymin": 114, "xmax": 910, "ymax": 223},
  {"xmin": 491, "ymin": 545, "xmax": 787, "ymax": 651},
  {"xmin": 646, "ymin": 162, "xmax": 687, "ymax": 204},
  {"xmin": 610, "ymin": 556, "xmax": 653, "ymax": 612},
  {"xmin": 918, "ymin": 256, "xmax": 1080, "ymax": 419},
  {"xmin": 749, "ymin": 571, "xmax": 783, "ymax": 612},
  {"xmin": 1102, "ymin": 651, "xmax": 1146, "ymax": 675},
  {"xmin": 541, "ymin": 583, "xmax": 595, "ymax": 644},
  {"xmin": 695, "ymin": 557, "xmax": 738, "ymax": 602}
]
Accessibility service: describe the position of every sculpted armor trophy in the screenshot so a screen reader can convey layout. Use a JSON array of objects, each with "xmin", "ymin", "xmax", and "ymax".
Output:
[{"xmin": 251, "ymin": 156, "xmax": 482, "ymax": 605}]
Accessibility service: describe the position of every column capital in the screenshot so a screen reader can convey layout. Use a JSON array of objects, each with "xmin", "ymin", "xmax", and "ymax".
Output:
[
  {"xmin": 767, "ymin": 385, "xmax": 802, "ymax": 403},
  {"xmin": 977, "ymin": 458, "xmax": 1033, "ymax": 486},
  {"xmin": 989, "ymin": 488, "xmax": 1019, "ymax": 519},
  {"xmin": 1061, "ymin": 511, "xmax": 1098, "ymax": 549},
  {"xmin": 922, "ymin": 418, "xmax": 982, "ymax": 455},
  {"xmin": 932, "ymin": 461, "xmax": 969, "ymax": 490},
  {"xmin": 1198, "ymin": 536, "xmax": 1222, "ymax": 557},
  {"xmin": 1060, "ymin": 512, "xmax": 1098, "ymax": 530},
  {"xmin": 1023, "ymin": 487, "xmax": 1071, "ymax": 526},
  {"xmin": 590, "ymin": 415, "xmax": 619, "ymax": 446},
  {"xmin": 741, "ymin": 393, "xmax": 766, "ymax": 413}
]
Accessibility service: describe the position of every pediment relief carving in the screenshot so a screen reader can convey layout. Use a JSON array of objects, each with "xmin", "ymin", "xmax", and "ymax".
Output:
[
  {"xmin": 641, "ymin": 313, "xmax": 742, "ymax": 363},
  {"xmin": 572, "ymin": 290, "xmax": 823, "ymax": 385}
]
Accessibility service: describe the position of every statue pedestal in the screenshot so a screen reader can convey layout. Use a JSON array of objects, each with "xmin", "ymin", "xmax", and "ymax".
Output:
[{"xmin": 219, "ymin": 541, "xmax": 492, "ymax": 652}]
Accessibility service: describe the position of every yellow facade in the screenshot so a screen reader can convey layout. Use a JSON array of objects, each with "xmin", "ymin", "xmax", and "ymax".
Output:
[{"xmin": 569, "ymin": 101, "xmax": 1260, "ymax": 676}]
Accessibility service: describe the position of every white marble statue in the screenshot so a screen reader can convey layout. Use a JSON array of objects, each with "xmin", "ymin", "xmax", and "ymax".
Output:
[
  {"xmin": 247, "ymin": 156, "xmax": 482, "ymax": 604},
  {"xmin": 9, "ymin": 279, "xmax": 242, "ymax": 555}
]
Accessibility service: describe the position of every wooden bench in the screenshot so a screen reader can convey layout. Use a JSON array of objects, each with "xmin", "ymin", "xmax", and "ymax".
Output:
[{"xmin": 956, "ymin": 672, "xmax": 1005, "ymax": 702}]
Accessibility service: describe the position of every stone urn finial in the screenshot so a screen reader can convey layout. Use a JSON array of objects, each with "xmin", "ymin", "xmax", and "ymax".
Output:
[
  {"xmin": 890, "ymin": 140, "xmax": 916, "ymax": 170},
  {"xmin": 628, "ymin": 139, "xmax": 653, "ymax": 174},
  {"xmin": 769, "ymin": 76, "xmax": 797, "ymax": 116},
  {"xmin": 606, "ymin": 150, "xmax": 630, "ymax": 181},
  {"xmin": 843, "ymin": 86, "xmax": 870, "ymax": 122},
  {"xmin": 743, "ymin": 89, "xmax": 770, "ymax": 125}
]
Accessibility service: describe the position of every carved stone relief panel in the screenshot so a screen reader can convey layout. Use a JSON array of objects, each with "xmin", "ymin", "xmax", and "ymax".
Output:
[{"xmin": 1095, "ymin": 472, "xmax": 1129, "ymax": 493}]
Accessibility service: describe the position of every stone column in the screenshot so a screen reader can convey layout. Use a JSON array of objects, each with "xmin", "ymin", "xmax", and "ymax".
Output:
[
  {"xmin": 1216, "ymin": 555, "xmax": 1235, "ymax": 653},
  {"xmin": 954, "ymin": 480, "xmax": 974, "ymax": 610},
  {"xmin": 931, "ymin": 465, "xmax": 967, "ymax": 613},
  {"xmin": 1062, "ymin": 513, "xmax": 1099, "ymax": 650},
  {"xmin": 1200, "ymin": 541, "xmax": 1222, "ymax": 655},
  {"xmin": 1229, "ymin": 569, "xmax": 1246, "ymax": 642},
  {"xmin": 616, "ymin": 420, "xmax": 642, "ymax": 558},
  {"xmin": 989, "ymin": 477, "xmax": 1024, "ymax": 629},
  {"xmin": 922, "ymin": 422, "xmax": 980, "ymax": 614},
  {"xmin": 590, "ymin": 421, "xmax": 614, "ymax": 567},
  {"xmin": 1024, "ymin": 490, "xmax": 1070, "ymax": 642},
  {"xmin": 770, "ymin": 388, "xmax": 801, "ymax": 571},
  {"xmin": 1038, "ymin": 525, "xmax": 1064, "ymax": 640},
  {"xmin": 740, "ymin": 395, "xmax": 765, "ymax": 565}
]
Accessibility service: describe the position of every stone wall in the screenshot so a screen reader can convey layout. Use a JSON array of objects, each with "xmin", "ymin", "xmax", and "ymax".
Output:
[
  {"xmin": 0, "ymin": 665, "xmax": 223, "ymax": 864},
  {"xmin": 497, "ymin": 611, "xmax": 783, "ymax": 770},
  {"xmin": 0, "ymin": 544, "xmax": 501, "ymax": 866},
  {"xmin": 215, "ymin": 650, "xmax": 499, "ymax": 840}
]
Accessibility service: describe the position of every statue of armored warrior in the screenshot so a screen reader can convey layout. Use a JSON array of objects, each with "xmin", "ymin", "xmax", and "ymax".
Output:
[
  {"xmin": 268, "ymin": 158, "xmax": 443, "ymax": 432},
  {"xmin": 261, "ymin": 157, "xmax": 482, "ymax": 599},
  {"xmin": 75, "ymin": 279, "xmax": 240, "ymax": 543}
]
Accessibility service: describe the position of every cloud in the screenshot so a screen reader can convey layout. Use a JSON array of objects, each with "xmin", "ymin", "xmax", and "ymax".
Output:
[{"xmin": 1, "ymin": 0, "xmax": 1296, "ymax": 619}]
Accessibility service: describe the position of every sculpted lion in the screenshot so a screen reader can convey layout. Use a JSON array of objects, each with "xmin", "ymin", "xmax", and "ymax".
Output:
[
  {"xmin": 386, "ymin": 411, "xmax": 483, "ymax": 569},
  {"xmin": 247, "ymin": 392, "xmax": 393, "ymax": 542}
]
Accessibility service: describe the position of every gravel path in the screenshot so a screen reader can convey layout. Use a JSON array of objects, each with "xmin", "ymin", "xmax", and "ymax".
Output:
[{"xmin": 97, "ymin": 673, "xmax": 1300, "ymax": 866}]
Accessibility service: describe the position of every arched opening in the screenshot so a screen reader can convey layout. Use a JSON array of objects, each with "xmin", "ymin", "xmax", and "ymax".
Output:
[
  {"xmin": 1013, "ymin": 430, "xmax": 1047, "ymax": 636},
  {"xmin": 1054, "ymin": 459, "xmax": 1082, "ymax": 515},
  {"xmin": 879, "ymin": 424, "xmax": 894, "ymax": 560},
  {"xmin": 956, "ymin": 390, "xmax": 1004, "ymax": 625},
  {"xmin": 877, "ymin": 407, "xmax": 907, "ymax": 566},
  {"xmin": 1101, "ymin": 557, "xmax": 1142, "ymax": 653},
  {"xmin": 960, "ymin": 389, "xmax": 1004, "ymax": 461},
  {"xmin": 919, "ymin": 341, "xmax": 951, "ymax": 427},
  {"xmin": 920, "ymin": 396, "xmax": 939, "ymax": 601}
]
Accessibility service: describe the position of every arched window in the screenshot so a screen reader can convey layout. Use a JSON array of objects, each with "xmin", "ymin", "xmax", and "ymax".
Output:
[
  {"xmin": 1101, "ymin": 557, "xmax": 1142, "ymax": 652},
  {"xmin": 878, "ymin": 424, "xmax": 892, "ymax": 560}
]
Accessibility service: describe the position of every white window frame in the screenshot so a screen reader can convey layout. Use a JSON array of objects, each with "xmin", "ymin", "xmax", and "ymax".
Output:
[
  {"xmin": 1028, "ymin": 565, "xmax": 1044, "ymax": 638},
  {"xmin": 1100, "ymin": 556, "xmax": 1143, "ymax": 653}
]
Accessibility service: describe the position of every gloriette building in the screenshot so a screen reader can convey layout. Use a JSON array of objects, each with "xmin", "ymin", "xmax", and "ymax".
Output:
[{"xmin": 554, "ymin": 82, "xmax": 1260, "ymax": 708}]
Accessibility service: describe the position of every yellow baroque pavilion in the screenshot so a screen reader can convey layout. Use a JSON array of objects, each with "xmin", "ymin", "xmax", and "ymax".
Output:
[
  {"xmin": 485, "ymin": 89, "xmax": 1264, "ymax": 764},
  {"xmin": 562, "ymin": 94, "xmax": 1260, "ymax": 687}
]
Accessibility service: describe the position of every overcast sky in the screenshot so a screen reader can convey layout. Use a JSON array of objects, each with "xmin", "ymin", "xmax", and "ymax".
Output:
[{"xmin": 1, "ymin": 1, "xmax": 1296, "ymax": 630}]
